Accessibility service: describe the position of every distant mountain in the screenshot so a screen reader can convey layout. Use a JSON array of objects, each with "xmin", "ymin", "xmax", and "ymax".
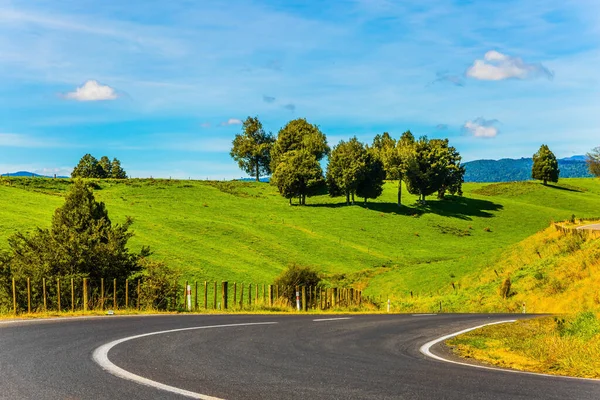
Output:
[
  {"xmin": 464, "ymin": 156, "xmax": 592, "ymax": 183},
  {"xmin": 236, "ymin": 177, "xmax": 270, "ymax": 183},
  {"xmin": 3, "ymin": 171, "xmax": 69, "ymax": 178}
]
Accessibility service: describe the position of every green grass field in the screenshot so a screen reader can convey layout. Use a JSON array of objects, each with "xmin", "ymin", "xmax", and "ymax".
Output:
[{"xmin": 1, "ymin": 177, "xmax": 599, "ymax": 310}]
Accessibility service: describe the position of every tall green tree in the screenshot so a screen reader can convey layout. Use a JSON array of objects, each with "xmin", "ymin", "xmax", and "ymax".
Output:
[
  {"xmin": 110, "ymin": 158, "xmax": 127, "ymax": 179},
  {"xmin": 586, "ymin": 147, "xmax": 600, "ymax": 178},
  {"xmin": 371, "ymin": 131, "xmax": 415, "ymax": 206},
  {"xmin": 271, "ymin": 150, "xmax": 325, "ymax": 205},
  {"xmin": 230, "ymin": 116, "xmax": 275, "ymax": 181},
  {"xmin": 356, "ymin": 150, "xmax": 386, "ymax": 204},
  {"xmin": 326, "ymin": 137, "xmax": 368, "ymax": 205},
  {"xmin": 270, "ymin": 118, "xmax": 329, "ymax": 173},
  {"xmin": 99, "ymin": 156, "xmax": 112, "ymax": 178},
  {"xmin": 71, "ymin": 154, "xmax": 105, "ymax": 178},
  {"xmin": 1, "ymin": 179, "xmax": 149, "ymax": 309},
  {"xmin": 532, "ymin": 144, "xmax": 559, "ymax": 185},
  {"xmin": 270, "ymin": 118, "xmax": 329, "ymax": 203},
  {"xmin": 403, "ymin": 136, "xmax": 451, "ymax": 203},
  {"xmin": 433, "ymin": 139, "xmax": 465, "ymax": 199}
]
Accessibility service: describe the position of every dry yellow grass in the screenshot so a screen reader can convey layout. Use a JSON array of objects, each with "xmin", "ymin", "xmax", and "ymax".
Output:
[{"xmin": 447, "ymin": 315, "xmax": 600, "ymax": 379}]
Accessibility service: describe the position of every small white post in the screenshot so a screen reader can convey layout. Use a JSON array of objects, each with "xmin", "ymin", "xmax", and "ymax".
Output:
[
  {"xmin": 387, "ymin": 299, "xmax": 390, "ymax": 313},
  {"xmin": 186, "ymin": 285, "xmax": 192, "ymax": 311},
  {"xmin": 296, "ymin": 291, "xmax": 301, "ymax": 311}
]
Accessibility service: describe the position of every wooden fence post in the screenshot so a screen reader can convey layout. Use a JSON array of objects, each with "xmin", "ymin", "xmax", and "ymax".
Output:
[
  {"xmin": 137, "ymin": 280, "xmax": 141, "ymax": 310},
  {"xmin": 248, "ymin": 284, "xmax": 252, "ymax": 307},
  {"xmin": 57, "ymin": 278, "xmax": 61, "ymax": 312},
  {"xmin": 194, "ymin": 281, "xmax": 198, "ymax": 311},
  {"xmin": 255, "ymin": 283, "xmax": 259, "ymax": 306},
  {"xmin": 302, "ymin": 286, "xmax": 306, "ymax": 312},
  {"xmin": 233, "ymin": 283, "xmax": 237, "ymax": 308},
  {"xmin": 125, "ymin": 279, "xmax": 129, "ymax": 309},
  {"xmin": 213, "ymin": 281, "xmax": 217, "ymax": 310},
  {"xmin": 71, "ymin": 278, "xmax": 74, "ymax": 312},
  {"xmin": 184, "ymin": 281, "xmax": 188, "ymax": 309},
  {"xmin": 268, "ymin": 285, "xmax": 273, "ymax": 307},
  {"xmin": 43, "ymin": 278, "xmax": 47, "ymax": 312},
  {"xmin": 239, "ymin": 283, "xmax": 244, "ymax": 310},
  {"xmin": 222, "ymin": 281, "xmax": 228, "ymax": 310},
  {"xmin": 262, "ymin": 284, "xmax": 265, "ymax": 303},
  {"xmin": 83, "ymin": 278, "xmax": 88, "ymax": 312},
  {"xmin": 113, "ymin": 279, "xmax": 117, "ymax": 310},
  {"xmin": 204, "ymin": 281, "xmax": 208, "ymax": 309},
  {"xmin": 27, "ymin": 277, "xmax": 31, "ymax": 313},
  {"xmin": 100, "ymin": 278, "xmax": 104, "ymax": 311},
  {"xmin": 12, "ymin": 278, "xmax": 16, "ymax": 314}
]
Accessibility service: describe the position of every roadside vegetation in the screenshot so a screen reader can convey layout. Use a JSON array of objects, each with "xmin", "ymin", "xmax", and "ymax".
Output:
[{"xmin": 447, "ymin": 312, "xmax": 600, "ymax": 378}]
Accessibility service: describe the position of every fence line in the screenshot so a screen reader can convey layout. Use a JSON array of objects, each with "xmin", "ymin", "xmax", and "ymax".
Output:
[{"xmin": 4, "ymin": 277, "xmax": 367, "ymax": 315}]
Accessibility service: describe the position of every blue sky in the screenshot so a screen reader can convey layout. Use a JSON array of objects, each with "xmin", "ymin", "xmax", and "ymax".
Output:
[{"xmin": 1, "ymin": 0, "xmax": 598, "ymax": 179}]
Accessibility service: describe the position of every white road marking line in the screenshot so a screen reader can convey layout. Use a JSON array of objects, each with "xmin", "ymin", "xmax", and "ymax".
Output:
[
  {"xmin": 412, "ymin": 314, "xmax": 437, "ymax": 317},
  {"xmin": 312, "ymin": 317, "xmax": 352, "ymax": 322},
  {"xmin": 419, "ymin": 320, "xmax": 600, "ymax": 382},
  {"xmin": 93, "ymin": 322, "xmax": 278, "ymax": 399}
]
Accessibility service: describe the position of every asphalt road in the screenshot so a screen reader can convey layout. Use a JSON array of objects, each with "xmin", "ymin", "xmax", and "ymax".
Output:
[{"xmin": 0, "ymin": 314, "xmax": 598, "ymax": 399}]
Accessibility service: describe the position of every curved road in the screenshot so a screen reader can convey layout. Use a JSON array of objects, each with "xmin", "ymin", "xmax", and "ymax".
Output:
[{"xmin": 1, "ymin": 314, "xmax": 598, "ymax": 399}]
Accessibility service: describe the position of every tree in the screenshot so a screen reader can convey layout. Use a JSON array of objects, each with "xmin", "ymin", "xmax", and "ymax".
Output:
[
  {"xmin": 356, "ymin": 150, "xmax": 386, "ymax": 204},
  {"xmin": 99, "ymin": 156, "xmax": 112, "ymax": 178},
  {"xmin": 434, "ymin": 139, "xmax": 465, "ymax": 199},
  {"xmin": 532, "ymin": 144, "xmax": 559, "ymax": 185},
  {"xmin": 371, "ymin": 130, "xmax": 415, "ymax": 206},
  {"xmin": 270, "ymin": 118, "xmax": 329, "ymax": 203},
  {"xmin": 270, "ymin": 118, "xmax": 329, "ymax": 173},
  {"xmin": 326, "ymin": 137, "xmax": 368, "ymax": 205},
  {"xmin": 230, "ymin": 116, "xmax": 275, "ymax": 181},
  {"xmin": 403, "ymin": 136, "xmax": 451, "ymax": 203},
  {"xmin": 110, "ymin": 158, "xmax": 127, "ymax": 179},
  {"xmin": 586, "ymin": 147, "xmax": 600, "ymax": 178},
  {"xmin": 271, "ymin": 150, "xmax": 326, "ymax": 205},
  {"xmin": 1, "ymin": 179, "xmax": 149, "ymax": 308},
  {"xmin": 71, "ymin": 154, "xmax": 105, "ymax": 178}
]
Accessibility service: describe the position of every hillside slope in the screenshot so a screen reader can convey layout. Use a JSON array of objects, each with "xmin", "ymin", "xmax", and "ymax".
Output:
[{"xmin": 1, "ymin": 177, "xmax": 599, "ymax": 308}]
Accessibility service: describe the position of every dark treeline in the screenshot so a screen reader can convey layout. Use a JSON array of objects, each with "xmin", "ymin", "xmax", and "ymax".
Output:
[
  {"xmin": 71, "ymin": 154, "xmax": 127, "ymax": 179},
  {"xmin": 230, "ymin": 117, "xmax": 465, "ymax": 205}
]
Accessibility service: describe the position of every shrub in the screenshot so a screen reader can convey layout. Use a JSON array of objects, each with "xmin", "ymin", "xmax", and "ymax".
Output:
[
  {"xmin": 499, "ymin": 277, "xmax": 511, "ymax": 299},
  {"xmin": 133, "ymin": 258, "xmax": 181, "ymax": 311},
  {"xmin": 273, "ymin": 264, "xmax": 321, "ymax": 305}
]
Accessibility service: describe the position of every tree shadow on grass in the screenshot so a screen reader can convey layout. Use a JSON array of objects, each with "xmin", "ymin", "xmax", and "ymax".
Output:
[
  {"xmin": 307, "ymin": 195, "xmax": 503, "ymax": 220},
  {"xmin": 545, "ymin": 184, "xmax": 583, "ymax": 193},
  {"xmin": 418, "ymin": 196, "xmax": 504, "ymax": 220}
]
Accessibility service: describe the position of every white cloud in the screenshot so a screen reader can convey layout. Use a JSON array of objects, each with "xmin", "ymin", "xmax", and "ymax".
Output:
[
  {"xmin": 463, "ymin": 118, "xmax": 499, "ymax": 138},
  {"xmin": 466, "ymin": 51, "xmax": 553, "ymax": 81},
  {"xmin": 220, "ymin": 118, "xmax": 243, "ymax": 126},
  {"xmin": 64, "ymin": 80, "xmax": 118, "ymax": 101},
  {"xmin": 0, "ymin": 133, "xmax": 57, "ymax": 147}
]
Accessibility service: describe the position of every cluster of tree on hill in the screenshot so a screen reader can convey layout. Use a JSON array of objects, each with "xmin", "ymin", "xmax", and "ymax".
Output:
[
  {"xmin": 71, "ymin": 154, "xmax": 127, "ymax": 179},
  {"xmin": 230, "ymin": 117, "xmax": 465, "ymax": 205}
]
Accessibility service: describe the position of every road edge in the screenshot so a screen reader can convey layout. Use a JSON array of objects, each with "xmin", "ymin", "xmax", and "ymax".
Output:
[{"xmin": 419, "ymin": 319, "xmax": 600, "ymax": 382}]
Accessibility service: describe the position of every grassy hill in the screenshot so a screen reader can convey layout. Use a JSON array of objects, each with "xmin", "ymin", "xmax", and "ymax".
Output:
[{"xmin": 1, "ymin": 176, "xmax": 599, "ymax": 311}]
